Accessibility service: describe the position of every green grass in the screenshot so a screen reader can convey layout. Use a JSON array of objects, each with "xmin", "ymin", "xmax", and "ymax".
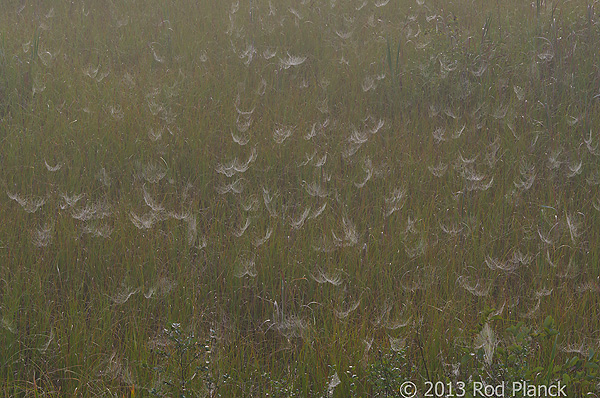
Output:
[{"xmin": 1, "ymin": 0, "xmax": 599, "ymax": 396}]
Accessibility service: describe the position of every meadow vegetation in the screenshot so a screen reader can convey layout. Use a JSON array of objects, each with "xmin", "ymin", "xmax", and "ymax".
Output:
[{"xmin": 1, "ymin": 0, "xmax": 600, "ymax": 396}]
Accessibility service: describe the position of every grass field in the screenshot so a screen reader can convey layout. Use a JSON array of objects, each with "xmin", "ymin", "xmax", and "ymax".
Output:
[{"xmin": 1, "ymin": 0, "xmax": 600, "ymax": 396}]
